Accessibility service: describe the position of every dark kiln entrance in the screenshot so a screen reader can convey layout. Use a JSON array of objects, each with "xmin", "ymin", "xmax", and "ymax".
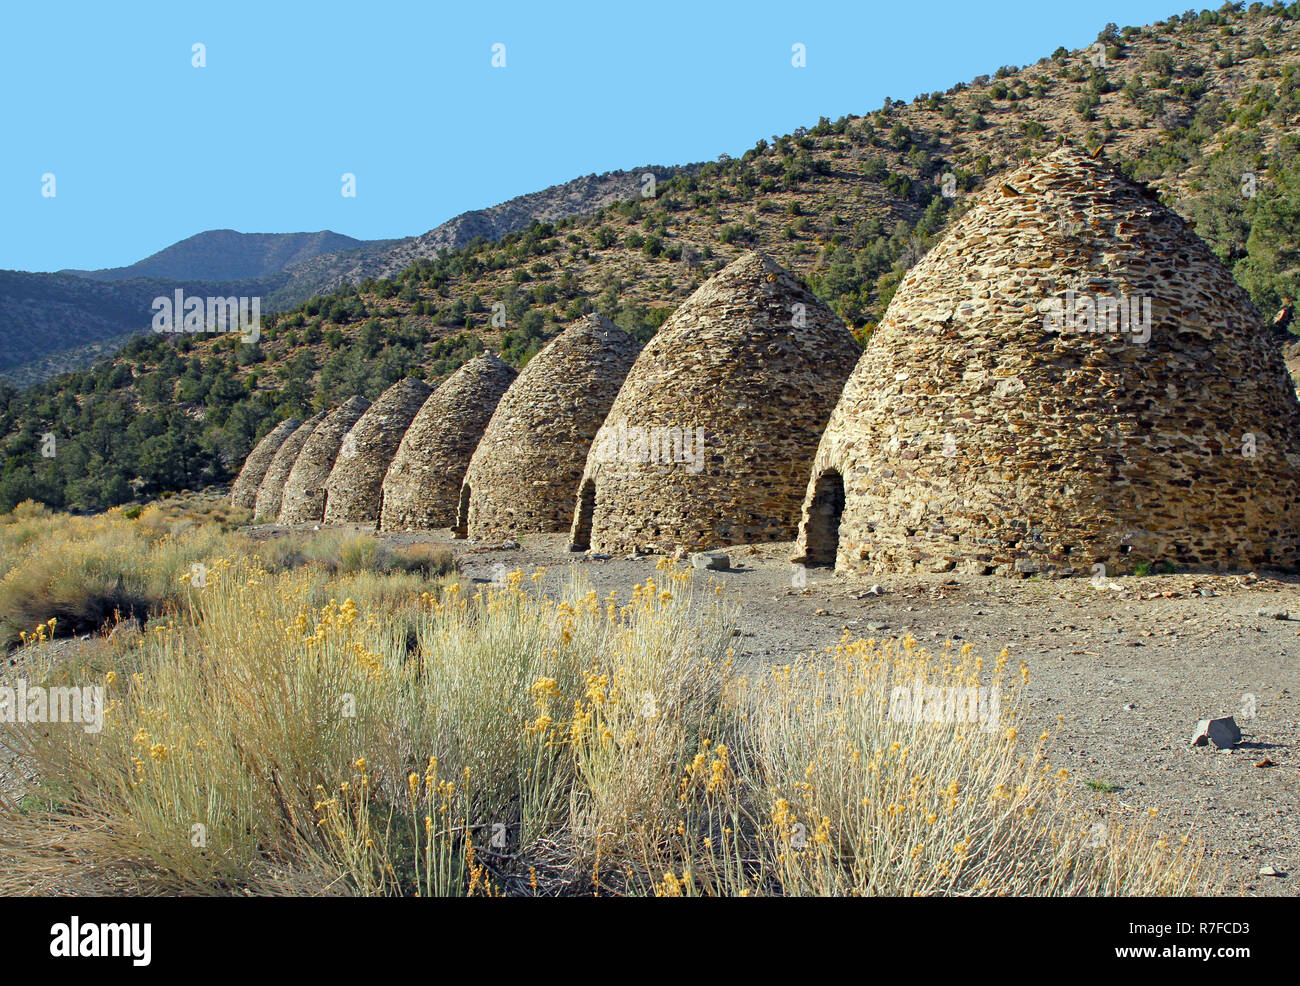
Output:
[
  {"xmin": 804, "ymin": 470, "xmax": 845, "ymax": 565},
  {"xmin": 571, "ymin": 479, "xmax": 596, "ymax": 551}
]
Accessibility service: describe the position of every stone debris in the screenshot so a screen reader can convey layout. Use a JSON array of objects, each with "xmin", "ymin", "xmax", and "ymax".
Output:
[
  {"xmin": 793, "ymin": 146, "xmax": 1300, "ymax": 578},
  {"xmin": 323, "ymin": 378, "xmax": 433, "ymax": 525},
  {"xmin": 380, "ymin": 354, "xmax": 516, "ymax": 531},
  {"xmin": 571, "ymin": 251, "xmax": 859, "ymax": 555},
  {"xmin": 230, "ymin": 418, "xmax": 300, "ymax": 509},
  {"xmin": 253, "ymin": 411, "xmax": 326, "ymax": 521},
  {"xmin": 1190, "ymin": 716, "xmax": 1242, "ymax": 749},
  {"xmin": 278, "ymin": 397, "xmax": 370, "ymax": 524},
  {"xmin": 462, "ymin": 314, "xmax": 638, "ymax": 538},
  {"xmin": 1255, "ymin": 608, "xmax": 1290, "ymax": 620},
  {"xmin": 690, "ymin": 551, "xmax": 730, "ymax": 571}
]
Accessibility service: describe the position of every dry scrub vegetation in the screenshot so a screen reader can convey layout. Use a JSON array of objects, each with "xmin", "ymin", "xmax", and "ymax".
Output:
[
  {"xmin": 0, "ymin": 501, "xmax": 1211, "ymax": 895},
  {"xmin": 0, "ymin": 498, "xmax": 454, "ymax": 647}
]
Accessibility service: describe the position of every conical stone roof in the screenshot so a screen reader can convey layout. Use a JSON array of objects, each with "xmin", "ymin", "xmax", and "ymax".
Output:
[
  {"xmin": 230, "ymin": 418, "xmax": 300, "ymax": 509},
  {"xmin": 570, "ymin": 251, "xmax": 860, "ymax": 554},
  {"xmin": 323, "ymin": 378, "xmax": 434, "ymax": 525},
  {"xmin": 460, "ymin": 314, "xmax": 639, "ymax": 538},
  {"xmin": 278, "ymin": 396, "xmax": 370, "ymax": 524},
  {"xmin": 794, "ymin": 146, "xmax": 1300, "ymax": 577},
  {"xmin": 379, "ymin": 354, "xmax": 517, "ymax": 531},
  {"xmin": 254, "ymin": 411, "xmax": 327, "ymax": 520}
]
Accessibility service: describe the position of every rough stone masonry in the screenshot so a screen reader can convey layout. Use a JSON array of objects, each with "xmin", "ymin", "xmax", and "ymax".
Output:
[
  {"xmin": 324, "ymin": 377, "xmax": 433, "ymax": 526},
  {"xmin": 278, "ymin": 396, "xmax": 370, "ymax": 524},
  {"xmin": 794, "ymin": 146, "xmax": 1300, "ymax": 577},
  {"xmin": 461, "ymin": 314, "xmax": 639, "ymax": 538},
  {"xmin": 230, "ymin": 418, "xmax": 300, "ymax": 510},
  {"xmin": 381, "ymin": 353, "xmax": 517, "ymax": 531},
  {"xmin": 253, "ymin": 411, "xmax": 326, "ymax": 521},
  {"xmin": 571, "ymin": 250, "xmax": 860, "ymax": 555}
]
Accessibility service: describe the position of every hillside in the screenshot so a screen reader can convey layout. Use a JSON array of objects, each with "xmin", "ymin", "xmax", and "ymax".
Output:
[
  {"xmin": 265, "ymin": 165, "xmax": 695, "ymax": 310},
  {"xmin": 0, "ymin": 167, "xmax": 691, "ymax": 386},
  {"xmin": 0, "ymin": 270, "xmax": 285, "ymax": 388},
  {"xmin": 0, "ymin": 271, "xmax": 176, "ymax": 382},
  {"xmin": 3, "ymin": 3, "xmax": 1299, "ymax": 514}
]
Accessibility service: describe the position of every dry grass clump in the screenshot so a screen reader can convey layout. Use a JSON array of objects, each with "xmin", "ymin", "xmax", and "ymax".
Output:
[
  {"xmin": 0, "ymin": 502, "xmax": 237, "ymax": 646},
  {"xmin": 255, "ymin": 533, "xmax": 457, "ymax": 579},
  {"xmin": 387, "ymin": 542, "xmax": 458, "ymax": 578},
  {"xmin": 0, "ymin": 501, "xmax": 454, "ymax": 648},
  {"xmin": 0, "ymin": 553, "xmax": 1211, "ymax": 897},
  {"xmin": 706, "ymin": 638, "xmax": 1206, "ymax": 896},
  {"xmin": 131, "ymin": 494, "xmax": 252, "ymax": 532}
]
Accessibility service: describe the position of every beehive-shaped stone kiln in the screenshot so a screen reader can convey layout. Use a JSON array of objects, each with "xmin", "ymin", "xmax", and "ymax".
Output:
[
  {"xmin": 322, "ymin": 378, "xmax": 433, "ymax": 525},
  {"xmin": 253, "ymin": 411, "xmax": 327, "ymax": 520},
  {"xmin": 460, "ymin": 314, "xmax": 639, "ymax": 538},
  {"xmin": 230, "ymin": 418, "xmax": 300, "ymax": 509},
  {"xmin": 793, "ymin": 145, "xmax": 1300, "ymax": 577},
  {"xmin": 380, "ymin": 354, "xmax": 517, "ymax": 531},
  {"xmin": 569, "ymin": 251, "xmax": 860, "ymax": 554},
  {"xmin": 278, "ymin": 396, "xmax": 370, "ymax": 524}
]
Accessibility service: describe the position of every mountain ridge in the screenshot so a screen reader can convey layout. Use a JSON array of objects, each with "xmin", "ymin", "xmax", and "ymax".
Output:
[
  {"xmin": 1, "ymin": 165, "xmax": 693, "ymax": 386},
  {"xmin": 61, "ymin": 229, "xmax": 373, "ymax": 283}
]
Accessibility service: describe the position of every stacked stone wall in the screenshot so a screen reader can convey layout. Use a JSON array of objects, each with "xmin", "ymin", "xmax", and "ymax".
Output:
[
  {"xmin": 462, "ymin": 314, "xmax": 638, "ymax": 537},
  {"xmin": 793, "ymin": 147, "xmax": 1300, "ymax": 577},
  {"xmin": 279, "ymin": 397, "xmax": 370, "ymax": 524},
  {"xmin": 571, "ymin": 251, "xmax": 860, "ymax": 554},
  {"xmin": 254, "ymin": 411, "xmax": 326, "ymax": 520},
  {"xmin": 230, "ymin": 419, "xmax": 300, "ymax": 509},
  {"xmin": 380, "ymin": 354, "xmax": 517, "ymax": 531},
  {"xmin": 323, "ymin": 378, "xmax": 432, "ymax": 525}
]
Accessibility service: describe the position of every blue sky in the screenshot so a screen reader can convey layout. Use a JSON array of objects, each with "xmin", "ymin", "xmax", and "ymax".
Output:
[{"xmin": 1, "ymin": 0, "xmax": 1186, "ymax": 273}]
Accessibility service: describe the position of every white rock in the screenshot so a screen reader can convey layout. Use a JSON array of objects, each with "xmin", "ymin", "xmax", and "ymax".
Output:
[
  {"xmin": 690, "ymin": 552, "xmax": 730, "ymax": 571},
  {"xmin": 1190, "ymin": 716, "xmax": 1241, "ymax": 749}
]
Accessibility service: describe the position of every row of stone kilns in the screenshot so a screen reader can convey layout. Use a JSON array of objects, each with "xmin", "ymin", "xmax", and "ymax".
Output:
[{"xmin": 233, "ymin": 147, "xmax": 1300, "ymax": 576}]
